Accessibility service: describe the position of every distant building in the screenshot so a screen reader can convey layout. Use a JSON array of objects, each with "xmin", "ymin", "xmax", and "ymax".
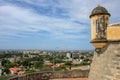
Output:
[
  {"xmin": 0, "ymin": 61, "xmax": 2, "ymax": 76},
  {"xmin": 18, "ymin": 71, "xmax": 25, "ymax": 75},
  {"xmin": 8, "ymin": 56, "xmax": 21, "ymax": 63},
  {"xmin": 9, "ymin": 68, "xmax": 21, "ymax": 75},
  {"xmin": 72, "ymin": 59, "xmax": 83, "ymax": 64},
  {"xmin": 66, "ymin": 53, "xmax": 72, "ymax": 59}
]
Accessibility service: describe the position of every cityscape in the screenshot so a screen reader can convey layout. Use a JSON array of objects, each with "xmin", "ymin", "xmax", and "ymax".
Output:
[
  {"xmin": 0, "ymin": 50, "xmax": 93, "ymax": 80},
  {"xmin": 0, "ymin": 0, "xmax": 120, "ymax": 80}
]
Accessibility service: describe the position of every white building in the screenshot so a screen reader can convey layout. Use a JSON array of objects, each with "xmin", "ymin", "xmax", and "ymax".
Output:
[
  {"xmin": 0, "ymin": 61, "xmax": 2, "ymax": 76},
  {"xmin": 66, "ymin": 53, "xmax": 72, "ymax": 59}
]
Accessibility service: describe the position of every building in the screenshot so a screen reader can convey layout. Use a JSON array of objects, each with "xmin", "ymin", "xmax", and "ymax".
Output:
[
  {"xmin": 66, "ymin": 53, "xmax": 72, "ymax": 59},
  {"xmin": 9, "ymin": 68, "xmax": 21, "ymax": 75},
  {"xmin": 0, "ymin": 61, "xmax": 2, "ymax": 76},
  {"xmin": 89, "ymin": 5, "xmax": 120, "ymax": 80}
]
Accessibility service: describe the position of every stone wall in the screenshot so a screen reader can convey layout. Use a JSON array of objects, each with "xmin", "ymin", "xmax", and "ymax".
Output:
[
  {"xmin": 88, "ymin": 43, "xmax": 120, "ymax": 80},
  {"xmin": 52, "ymin": 70, "xmax": 89, "ymax": 78},
  {"xmin": 107, "ymin": 27, "xmax": 120, "ymax": 40},
  {"xmin": 8, "ymin": 72, "xmax": 53, "ymax": 80},
  {"xmin": 8, "ymin": 70, "xmax": 89, "ymax": 80}
]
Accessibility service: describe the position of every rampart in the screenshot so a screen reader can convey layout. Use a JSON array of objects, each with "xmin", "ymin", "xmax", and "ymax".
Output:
[{"xmin": 7, "ymin": 70, "xmax": 89, "ymax": 80}]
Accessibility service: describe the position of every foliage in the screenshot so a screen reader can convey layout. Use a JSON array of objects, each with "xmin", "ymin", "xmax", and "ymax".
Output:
[
  {"xmin": 0, "ymin": 50, "xmax": 93, "ymax": 75},
  {"xmin": 84, "ymin": 58, "xmax": 91, "ymax": 62},
  {"xmin": 65, "ymin": 61, "xmax": 72, "ymax": 66},
  {"xmin": 0, "ymin": 75, "xmax": 9, "ymax": 80},
  {"xmin": 21, "ymin": 58, "xmax": 31, "ymax": 68},
  {"xmin": 65, "ymin": 61, "xmax": 72, "ymax": 70},
  {"xmin": 0, "ymin": 51, "xmax": 22, "ymax": 59},
  {"xmin": 72, "ymin": 64, "xmax": 81, "ymax": 67},
  {"xmin": 30, "ymin": 55, "xmax": 43, "ymax": 61},
  {"xmin": 40, "ymin": 65, "xmax": 53, "ymax": 71},
  {"xmin": 80, "ymin": 62, "xmax": 90, "ymax": 65},
  {"xmin": 34, "ymin": 61, "xmax": 43, "ymax": 70},
  {"xmin": 25, "ymin": 70, "xmax": 36, "ymax": 74},
  {"xmin": 1, "ymin": 59, "xmax": 11, "ymax": 66},
  {"xmin": 1, "ymin": 59, "xmax": 15, "ymax": 74},
  {"xmin": 55, "ymin": 66, "xmax": 66, "ymax": 71}
]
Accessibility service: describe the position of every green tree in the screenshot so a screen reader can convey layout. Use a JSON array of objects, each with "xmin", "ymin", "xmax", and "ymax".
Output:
[
  {"xmin": 1, "ymin": 59, "xmax": 10, "ymax": 66},
  {"xmin": 0, "ymin": 75, "xmax": 9, "ymax": 80},
  {"xmin": 34, "ymin": 61, "xmax": 43, "ymax": 70},
  {"xmin": 21, "ymin": 58, "xmax": 31, "ymax": 68},
  {"xmin": 65, "ymin": 61, "xmax": 72, "ymax": 70},
  {"xmin": 55, "ymin": 66, "xmax": 66, "ymax": 71},
  {"xmin": 25, "ymin": 70, "xmax": 36, "ymax": 74},
  {"xmin": 1, "ymin": 59, "xmax": 15, "ymax": 74}
]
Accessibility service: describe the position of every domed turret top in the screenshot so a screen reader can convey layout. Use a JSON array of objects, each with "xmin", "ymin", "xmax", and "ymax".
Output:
[{"xmin": 90, "ymin": 5, "xmax": 110, "ymax": 18}]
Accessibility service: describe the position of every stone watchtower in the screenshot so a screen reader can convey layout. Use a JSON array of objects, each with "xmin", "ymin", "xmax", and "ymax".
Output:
[{"xmin": 89, "ymin": 5, "xmax": 120, "ymax": 80}]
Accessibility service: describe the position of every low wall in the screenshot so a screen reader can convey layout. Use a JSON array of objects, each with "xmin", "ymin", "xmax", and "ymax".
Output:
[
  {"xmin": 7, "ymin": 70, "xmax": 89, "ymax": 80},
  {"xmin": 52, "ymin": 70, "xmax": 89, "ymax": 78}
]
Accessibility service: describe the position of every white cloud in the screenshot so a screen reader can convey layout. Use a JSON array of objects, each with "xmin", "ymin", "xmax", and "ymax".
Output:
[
  {"xmin": 0, "ymin": 4, "xmax": 88, "ymax": 39},
  {"xmin": 0, "ymin": 0, "xmax": 119, "ymax": 40}
]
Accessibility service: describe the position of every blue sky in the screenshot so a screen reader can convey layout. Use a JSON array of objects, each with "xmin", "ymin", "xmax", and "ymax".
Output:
[{"xmin": 0, "ymin": 0, "xmax": 120, "ymax": 50}]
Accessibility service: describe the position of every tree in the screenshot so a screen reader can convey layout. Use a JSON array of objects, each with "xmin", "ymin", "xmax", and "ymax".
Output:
[
  {"xmin": 21, "ymin": 58, "xmax": 31, "ymax": 68},
  {"xmin": 34, "ymin": 61, "xmax": 43, "ymax": 70},
  {"xmin": 65, "ymin": 61, "xmax": 72, "ymax": 70},
  {"xmin": 55, "ymin": 66, "xmax": 66, "ymax": 71},
  {"xmin": 25, "ymin": 70, "xmax": 36, "ymax": 74},
  {"xmin": 1, "ymin": 59, "xmax": 10, "ymax": 66},
  {"xmin": 1, "ymin": 59, "xmax": 15, "ymax": 74},
  {"xmin": 0, "ymin": 75, "xmax": 9, "ymax": 80}
]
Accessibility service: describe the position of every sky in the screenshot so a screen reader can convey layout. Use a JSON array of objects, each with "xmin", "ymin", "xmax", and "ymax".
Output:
[{"xmin": 0, "ymin": 0, "xmax": 120, "ymax": 50}]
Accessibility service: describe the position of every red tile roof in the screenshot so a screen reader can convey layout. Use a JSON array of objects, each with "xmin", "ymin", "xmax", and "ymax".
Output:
[
  {"xmin": 18, "ymin": 71, "xmax": 25, "ymax": 75},
  {"xmin": 9, "ymin": 68, "xmax": 21, "ymax": 71}
]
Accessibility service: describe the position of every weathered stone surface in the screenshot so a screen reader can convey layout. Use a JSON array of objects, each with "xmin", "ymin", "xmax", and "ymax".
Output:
[
  {"xmin": 107, "ymin": 27, "xmax": 120, "ymax": 40},
  {"xmin": 8, "ymin": 70, "xmax": 89, "ymax": 80},
  {"xmin": 116, "ymin": 75, "xmax": 120, "ymax": 79},
  {"xmin": 88, "ymin": 43, "xmax": 120, "ymax": 80}
]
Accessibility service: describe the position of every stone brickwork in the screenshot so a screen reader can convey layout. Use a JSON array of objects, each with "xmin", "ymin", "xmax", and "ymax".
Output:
[
  {"xmin": 107, "ymin": 26, "xmax": 120, "ymax": 41},
  {"xmin": 8, "ymin": 70, "xmax": 89, "ymax": 80},
  {"xmin": 52, "ymin": 70, "xmax": 89, "ymax": 78},
  {"xmin": 88, "ymin": 43, "xmax": 120, "ymax": 80},
  {"xmin": 8, "ymin": 72, "xmax": 53, "ymax": 80}
]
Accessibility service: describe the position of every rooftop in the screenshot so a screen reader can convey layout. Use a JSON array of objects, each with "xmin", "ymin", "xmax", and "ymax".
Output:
[
  {"xmin": 9, "ymin": 68, "xmax": 21, "ymax": 71},
  {"xmin": 90, "ymin": 5, "xmax": 110, "ymax": 18}
]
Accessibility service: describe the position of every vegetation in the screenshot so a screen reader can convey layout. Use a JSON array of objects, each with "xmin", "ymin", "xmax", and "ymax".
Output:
[
  {"xmin": 0, "ymin": 51, "xmax": 22, "ymax": 59},
  {"xmin": 40, "ymin": 65, "xmax": 53, "ymax": 71},
  {"xmin": 55, "ymin": 66, "xmax": 66, "ymax": 71},
  {"xmin": 0, "ymin": 50, "xmax": 93, "ymax": 78},
  {"xmin": 25, "ymin": 70, "xmax": 36, "ymax": 74},
  {"xmin": 34, "ymin": 61, "xmax": 43, "ymax": 70},
  {"xmin": 1, "ymin": 59, "xmax": 16, "ymax": 74},
  {"xmin": 0, "ymin": 75, "xmax": 9, "ymax": 80}
]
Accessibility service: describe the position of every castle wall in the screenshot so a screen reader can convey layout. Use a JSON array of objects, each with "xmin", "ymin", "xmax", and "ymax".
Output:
[
  {"xmin": 8, "ymin": 70, "xmax": 89, "ymax": 80},
  {"xmin": 107, "ymin": 26, "xmax": 120, "ymax": 41},
  {"xmin": 88, "ymin": 43, "xmax": 120, "ymax": 80}
]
